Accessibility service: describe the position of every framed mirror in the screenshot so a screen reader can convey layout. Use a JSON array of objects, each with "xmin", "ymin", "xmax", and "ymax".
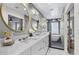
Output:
[
  {"xmin": 31, "ymin": 8, "xmax": 39, "ymax": 32},
  {"xmin": 31, "ymin": 13, "xmax": 39, "ymax": 31},
  {"xmin": 0, "ymin": 3, "xmax": 29, "ymax": 32}
]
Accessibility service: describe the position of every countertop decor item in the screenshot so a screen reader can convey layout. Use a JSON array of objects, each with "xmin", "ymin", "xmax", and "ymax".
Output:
[{"xmin": 3, "ymin": 32, "xmax": 14, "ymax": 46}]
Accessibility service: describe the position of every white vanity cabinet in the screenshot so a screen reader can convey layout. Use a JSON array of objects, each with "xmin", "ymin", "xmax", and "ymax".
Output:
[
  {"xmin": 0, "ymin": 32, "xmax": 49, "ymax": 55},
  {"xmin": 19, "ymin": 33, "xmax": 49, "ymax": 55},
  {"xmin": 30, "ymin": 40, "xmax": 44, "ymax": 55},
  {"xmin": 30, "ymin": 35, "xmax": 49, "ymax": 55},
  {"xmin": 19, "ymin": 48, "xmax": 30, "ymax": 55},
  {"xmin": 43, "ymin": 36, "xmax": 49, "ymax": 54}
]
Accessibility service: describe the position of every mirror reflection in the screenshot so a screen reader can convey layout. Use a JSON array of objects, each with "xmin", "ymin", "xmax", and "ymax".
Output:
[
  {"xmin": 8, "ymin": 15, "xmax": 23, "ymax": 31},
  {"xmin": 1, "ymin": 3, "xmax": 29, "ymax": 32}
]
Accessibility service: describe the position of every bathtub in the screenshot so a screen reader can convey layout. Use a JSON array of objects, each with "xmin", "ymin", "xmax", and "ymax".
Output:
[{"xmin": 51, "ymin": 35, "xmax": 61, "ymax": 41}]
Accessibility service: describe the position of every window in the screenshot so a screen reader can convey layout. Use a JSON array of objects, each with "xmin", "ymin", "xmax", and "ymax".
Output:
[{"xmin": 51, "ymin": 21, "xmax": 60, "ymax": 34}]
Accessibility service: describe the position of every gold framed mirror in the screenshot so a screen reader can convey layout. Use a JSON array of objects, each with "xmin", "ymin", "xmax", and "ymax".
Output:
[
  {"xmin": 0, "ymin": 3, "xmax": 30, "ymax": 32},
  {"xmin": 27, "ymin": 4, "xmax": 40, "ymax": 33},
  {"xmin": 31, "ymin": 9, "xmax": 39, "ymax": 31}
]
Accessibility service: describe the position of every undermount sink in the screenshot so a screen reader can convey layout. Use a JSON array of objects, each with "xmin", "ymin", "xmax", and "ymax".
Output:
[
  {"xmin": 18, "ymin": 32, "xmax": 47, "ymax": 44},
  {"xmin": 18, "ymin": 37, "xmax": 38, "ymax": 44}
]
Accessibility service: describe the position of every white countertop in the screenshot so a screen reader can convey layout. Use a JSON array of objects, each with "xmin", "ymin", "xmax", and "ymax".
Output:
[{"xmin": 0, "ymin": 32, "xmax": 49, "ymax": 55}]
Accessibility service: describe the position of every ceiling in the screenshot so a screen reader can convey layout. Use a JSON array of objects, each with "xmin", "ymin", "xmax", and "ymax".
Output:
[
  {"xmin": 4, "ymin": 3, "xmax": 66, "ymax": 19},
  {"xmin": 5, "ymin": 3, "xmax": 28, "ymax": 16},
  {"xmin": 5, "ymin": 3, "xmax": 39, "ymax": 20},
  {"xmin": 33, "ymin": 3, "xmax": 66, "ymax": 19}
]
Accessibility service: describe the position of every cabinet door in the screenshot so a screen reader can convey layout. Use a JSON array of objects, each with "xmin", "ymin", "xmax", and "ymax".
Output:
[
  {"xmin": 43, "ymin": 36, "xmax": 49, "ymax": 54},
  {"xmin": 30, "ymin": 40, "xmax": 44, "ymax": 55},
  {"xmin": 20, "ymin": 48, "xmax": 30, "ymax": 55}
]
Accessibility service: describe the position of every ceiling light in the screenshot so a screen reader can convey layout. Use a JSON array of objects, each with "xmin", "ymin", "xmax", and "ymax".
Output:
[
  {"xmin": 24, "ymin": 8, "xmax": 26, "ymax": 10},
  {"xmin": 31, "ymin": 9, "xmax": 36, "ymax": 14}
]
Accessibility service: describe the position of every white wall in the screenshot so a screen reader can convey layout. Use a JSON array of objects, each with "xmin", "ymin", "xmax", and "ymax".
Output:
[
  {"xmin": 0, "ymin": 17, "xmax": 12, "ymax": 38},
  {"xmin": 63, "ymin": 3, "xmax": 72, "ymax": 53},
  {"xmin": 64, "ymin": 3, "xmax": 74, "ymax": 54},
  {"xmin": 63, "ymin": 12, "xmax": 68, "ymax": 53},
  {"xmin": 70, "ymin": 7, "xmax": 74, "ymax": 17},
  {"xmin": 60, "ymin": 19, "xmax": 64, "ymax": 36},
  {"xmin": 74, "ymin": 3, "xmax": 79, "ymax": 54}
]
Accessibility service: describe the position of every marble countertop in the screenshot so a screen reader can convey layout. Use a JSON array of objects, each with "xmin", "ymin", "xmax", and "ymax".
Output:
[{"xmin": 0, "ymin": 32, "xmax": 49, "ymax": 55}]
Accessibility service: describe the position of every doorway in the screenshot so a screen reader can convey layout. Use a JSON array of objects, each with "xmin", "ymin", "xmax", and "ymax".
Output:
[{"xmin": 48, "ymin": 19, "xmax": 64, "ymax": 50}]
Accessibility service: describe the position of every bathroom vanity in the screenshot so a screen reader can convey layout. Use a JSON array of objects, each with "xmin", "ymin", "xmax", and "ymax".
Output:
[
  {"xmin": 0, "ymin": 32, "xmax": 49, "ymax": 55},
  {"xmin": 0, "ymin": 3, "xmax": 48, "ymax": 55}
]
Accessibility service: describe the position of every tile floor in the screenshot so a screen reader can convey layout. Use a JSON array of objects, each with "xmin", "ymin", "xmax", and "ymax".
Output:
[{"xmin": 47, "ymin": 48, "xmax": 69, "ymax": 55}]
